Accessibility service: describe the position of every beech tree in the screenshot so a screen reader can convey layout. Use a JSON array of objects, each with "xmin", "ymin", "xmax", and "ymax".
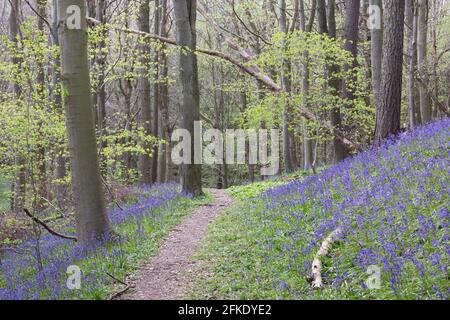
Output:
[
  {"xmin": 58, "ymin": 0, "xmax": 111, "ymax": 243},
  {"xmin": 173, "ymin": 0, "xmax": 203, "ymax": 196}
]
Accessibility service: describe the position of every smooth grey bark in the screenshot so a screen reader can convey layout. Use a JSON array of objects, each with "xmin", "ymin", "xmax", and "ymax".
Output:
[
  {"xmin": 157, "ymin": 0, "xmax": 169, "ymax": 183},
  {"xmin": 173, "ymin": 0, "xmax": 202, "ymax": 196},
  {"xmin": 95, "ymin": 0, "xmax": 107, "ymax": 173},
  {"xmin": 374, "ymin": 0, "xmax": 405, "ymax": 142},
  {"xmin": 406, "ymin": 0, "xmax": 419, "ymax": 128},
  {"xmin": 152, "ymin": 0, "xmax": 161, "ymax": 183},
  {"xmin": 417, "ymin": 0, "xmax": 431, "ymax": 123},
  {"xmin": 370, "ymin": 0, "xmax": 383, "ymax": 104},
  {"xmin": 279, "ymin": 0, "xmax": 294, "ymax": 173},
  {"xmin": 137, "ymin": 0, "xmax": 153, "ymax": 184},
  {"xmin": 51, "ymin": 0, "xmax": 66, "ymax": 208},
  {"xmin": 300, "ymin": 0, "xmax": 314, "ymax": 170},
  {"xmin": 58, "ymin": 0, "xmax": 111, "ymax": 243}
]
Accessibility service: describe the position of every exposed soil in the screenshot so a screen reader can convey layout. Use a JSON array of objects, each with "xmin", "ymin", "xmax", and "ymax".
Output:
[{"xmin": 123, "ymin": 188, "xmax": 232, "ymax": 300}]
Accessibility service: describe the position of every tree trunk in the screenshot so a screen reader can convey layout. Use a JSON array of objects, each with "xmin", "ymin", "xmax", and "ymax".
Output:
[
  {"xmin": 36, "ymin": 0, "xmax": 48, "ymax": 207},
  {"xmin": 95, "ymin": 0, "xmax": 107, "ymax": 174},
  {"xmin": 317, "ymin": 0, "xmax": 328, "ymax": 34},
  {"xmin": 338, "ymin": 0, "xmax": 360, "ymax": 161},
  {"xmin": 328, "ymin": 0, "xmax": 349, "ymax": 163},
  {"xmin": 157, "ymin": 0, "xmax": 169, "ymax": 183},
  {"xmin": 406, "ymin": 0, "xmax": 419, "ymax": 129},
  {"xmin": 58, "ymin": 0, "xmax": 111, "ymax": 243},
  {"xmin": 151, "ymin": 0, "xmax": 161, "ymax": 183},
  {"xmin": 137, "ymin": 0, "xmax": 153, "ymax": 184},
  {"xmin": 51, "ymin": 0, "xmax": 66, "ymax": 209},
  {"xmin": 374, "ymin": 0, "xmax": 405, "ymax": 142},
  {"xmin": 173, "ymin": 0, "xmax": 202, "ymax": 196},
  {"xmin": 300, "ymin": 0, "xmax": 314, "ymax": 171},
  {"xmin": 370, "ymin": 0, "xmax": 383, "ymax": 104},
  {"xmin": 417, "ymin": 0, "xmax": 431, "ymax": 123},
  {"xmin": 279, "ymin": 0, "xmax": 294, "ymax": 173}
]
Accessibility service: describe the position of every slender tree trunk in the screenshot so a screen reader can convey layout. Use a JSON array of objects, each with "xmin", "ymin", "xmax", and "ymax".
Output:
[
  {"xmin": 95, "ymin": 0, "xmax": 107, "ymax": 174},
  {"xmin": 151, "ymin": 0, "xmax": 161, "ymax": 183},
  {"xmin": 51, "ymin": 0, "xmax": 66, "ymax": 208},
  {"xmin": 317, "ymin": 0, "xmax": 328, "ymax": 34},
  {"xmin": 58, "ymin": 0, "xmax": 111, "ymax": 243},
  {"xmin": 406, "ymin": 0, "xmax": 419, "ymax": 129},
  {"xmin": 328, "ymin": 0, "xmax": 349, "ymax": 163},
  {"xmin": 137, "ymin": 0, "xmax": 153, "ymax": 184},
  {"xmin": 374, "ymin": 0, "xmax": 405, "ymax": 142},
  {"xmin": 300, "ymin": 0, "xmax": 314, "ymax": 170},
  {"xmin": 338, "ymin": 0, "xmax": 360, "ymax": 161},
  {"xmin": 279, "ymin": 0, "xmax": 294, "ymax": 173},
  {"xmin": 157, "ymin": 0, "xmax": 169, "ymax": 183},
  {"xmin": 173, "ymin": 0, "xmax": 202, "ymax": 196},
  {"xmin": 36, "ymin": 0, "xmax": 48, "ymax": 206},
  {"xmin": 417, "ymin": 0, "xmax": 431, "ymax": 123},
  {"xmin": 370, "ymin": 0, "xmax": 383, "ymax": 104},
  {"xmin": 342, "ymin": 0, "xmax": 360, "ymax": 102}
]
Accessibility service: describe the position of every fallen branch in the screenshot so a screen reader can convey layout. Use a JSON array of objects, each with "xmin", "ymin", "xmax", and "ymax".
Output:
[
  {"xmin": 23, "ymin": 209, "xmax": 77, "ymax": 242},
  {"xmin": 106, "ymin": 272, "xmax": 133, "ymax": 300},
  {"xmin": 86, "ymin": 17, "xmax": 357, "ymax": 153},
  {"xmin": 309, "ymin": 227, "xmax": 343, "ymax": 289},
  {"xmin": 108, "ymin": 284, "xmax": 132, "ymax": 300}
]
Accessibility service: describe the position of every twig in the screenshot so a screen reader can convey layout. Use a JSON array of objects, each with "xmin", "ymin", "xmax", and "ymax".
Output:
[
  {"xmin": 231, "ymin": 0, "xmax": 272, "ymax": 45},
  {"xmin": 106, "ymin": 272, "xmax": 133, "ymax": 300},
  {"xmin": 39, "ymin": 196, "xmax": 66, "ymax": 219},
  {"xmin": 105, "ymin": 271, "xmax": 128, "ymax": 286},
  {"xmin": 23, "ymin": 208, "xmax": 77, "ymax": 241},
  {"xmin": 23, "ymin": 0, "xmax": 52, "ymax": 31},
  {"xmin": 101, "ymin": 175, "xmax": 124, "ymax": 211},
  {"xmin": 108, "ymin": 284, "xmax": 131, "ymax": 300}
]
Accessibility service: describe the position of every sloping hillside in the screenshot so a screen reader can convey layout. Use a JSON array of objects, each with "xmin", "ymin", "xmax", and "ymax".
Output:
[{"xmin": 189, "ymin": 119, "xmax": 449, "ymax": 300}]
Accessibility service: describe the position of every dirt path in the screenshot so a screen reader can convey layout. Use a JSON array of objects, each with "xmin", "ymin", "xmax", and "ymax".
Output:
[{"xmin": 123, "ymin": 189, "xmax": 232, "ymax": 300}]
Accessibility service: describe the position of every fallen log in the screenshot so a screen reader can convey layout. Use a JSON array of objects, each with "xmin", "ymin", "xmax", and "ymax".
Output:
[{"xmin": 309, "ymin": 227, "xmax": 343, "ymax": 289}]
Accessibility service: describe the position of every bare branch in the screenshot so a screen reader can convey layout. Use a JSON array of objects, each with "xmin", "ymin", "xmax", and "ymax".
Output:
[{"xmin": 23, "ymin": 209, "xmax": 77, "ymax": 241}]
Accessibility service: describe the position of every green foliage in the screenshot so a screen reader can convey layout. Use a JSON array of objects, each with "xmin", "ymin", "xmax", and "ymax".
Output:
[
  {"xmin": 243, "ymin": 30, "xmax": 374, "ymax": 145},
  {"xmin": 0, "ymin": 19, "xmax": 68, "ymax": 198},
  {"xmin": 99, "ymin": 112, "xmax": 163, "ymax": 183}
]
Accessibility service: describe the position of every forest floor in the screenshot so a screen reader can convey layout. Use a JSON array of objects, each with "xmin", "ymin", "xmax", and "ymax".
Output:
[{"xmin": 122, "ymin": 188, "xmax": 233, "ymax": 300}]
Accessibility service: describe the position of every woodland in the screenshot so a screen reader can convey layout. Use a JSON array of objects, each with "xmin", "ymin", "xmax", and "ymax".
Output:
[{"xmin": 0, "ymin": 0, "xmax": 448, "ymax": 300}]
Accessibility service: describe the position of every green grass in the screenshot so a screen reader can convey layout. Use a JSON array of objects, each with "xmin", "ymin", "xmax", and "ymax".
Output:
[{"xmin": 227, "ymin": 170, "xmax": 311, "ymax": 200}]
